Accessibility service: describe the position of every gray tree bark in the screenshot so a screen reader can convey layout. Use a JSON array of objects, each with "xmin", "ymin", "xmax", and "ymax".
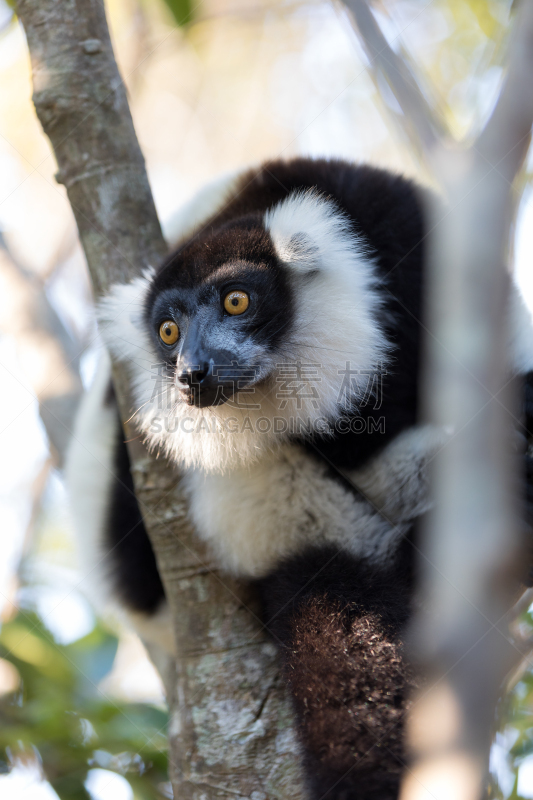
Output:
[{"xmin": 14, "ymin": 0, "xmax": 305, "ymax": 796}]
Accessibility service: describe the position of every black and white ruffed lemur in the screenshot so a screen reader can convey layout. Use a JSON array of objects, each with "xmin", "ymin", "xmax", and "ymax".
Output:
[{"xmin": 66, "ymin": 158, "xmax": 533, "ymax": 799}]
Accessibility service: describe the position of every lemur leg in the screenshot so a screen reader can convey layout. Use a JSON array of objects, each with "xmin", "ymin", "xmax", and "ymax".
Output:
[
  {"xmin": 349, "ymin": 424, "xmax": 448, "ymax": 523},
  {"xmin": 256, "ymin": 537, "xmax": 419, "ymax": 800},
  {"xmin": 66, "ymin": 354, "xmax": 170, "ymax": 651}
]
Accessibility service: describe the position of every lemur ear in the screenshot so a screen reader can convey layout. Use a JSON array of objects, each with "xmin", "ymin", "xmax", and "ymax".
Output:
[
  {"xmin": 270, "ymin": 229, "xmax": 320, "ymax": 273},
  {"xmin": 264, "ymin": 189, "xmax": 368, "ymax": 276}
]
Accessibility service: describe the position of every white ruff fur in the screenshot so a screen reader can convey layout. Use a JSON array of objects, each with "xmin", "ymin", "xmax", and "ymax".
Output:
[
  {"xmin": 185, "ymin": 425, "xmax": 451, "ymax": 578},
  {"xmin": 185, "ymin": 444, "xmax": 409, "ymax": 578},
  {"xmin": 98, "ymin": 190, "xmax": 389, "ymax": 474}
]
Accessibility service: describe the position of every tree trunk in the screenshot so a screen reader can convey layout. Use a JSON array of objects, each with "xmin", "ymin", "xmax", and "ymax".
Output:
[{"xmin": 15, "ymin": 0, "xmax": 305, "ymax": 795}]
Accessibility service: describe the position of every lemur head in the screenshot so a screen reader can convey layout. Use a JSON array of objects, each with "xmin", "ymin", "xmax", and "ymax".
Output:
[
  {"xmin": 99, "ymin": 189, "xmax": 389, "ymax": 472},
  {"xmin": 144, "ymin": 216, "xmax": 294, "ymax": 409}
]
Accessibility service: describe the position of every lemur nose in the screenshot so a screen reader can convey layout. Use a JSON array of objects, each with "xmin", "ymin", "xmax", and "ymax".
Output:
[{"xmin": 178, "ymin": 363, "xmax": 210, "ymax": 386}]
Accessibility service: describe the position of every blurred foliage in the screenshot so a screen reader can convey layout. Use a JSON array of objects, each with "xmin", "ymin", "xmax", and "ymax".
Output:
[
  {"xmin": 447, "ymin": 0, "xmax": 500, "ymax": 39},
  {"xmin": 489, "ymin": 602, "xmax": 533, "ymax": 799},
  {"xmin": 159, "ymin": 0, "xmax": 195, "ymax": 26},
  {"xmin": 379, "ymin": 0, "xmax": 514, "ymax": 141},
  {"xmin": 0, "ymin": 611, "xmax": 168, "ymax": 800}
]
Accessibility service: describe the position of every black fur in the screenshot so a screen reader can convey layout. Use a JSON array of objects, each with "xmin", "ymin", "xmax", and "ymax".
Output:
[
  {"xmin": 255, "ymin": 537, "xmax": 419, "ymax": 800},
  {"xmin": 104, "ymin": 411, "xmax": 165, "ymax": 614}
]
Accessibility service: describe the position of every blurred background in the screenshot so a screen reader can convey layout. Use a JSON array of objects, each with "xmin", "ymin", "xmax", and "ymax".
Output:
[{"xmin": 0, "ymin": 0, "xmax": 532, "ymax": 797}]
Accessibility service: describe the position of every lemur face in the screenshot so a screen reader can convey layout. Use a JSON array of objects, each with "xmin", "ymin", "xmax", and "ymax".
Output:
[{"xmin": 143, "ymin": 218, "xmax": 294, "ymax": 408}]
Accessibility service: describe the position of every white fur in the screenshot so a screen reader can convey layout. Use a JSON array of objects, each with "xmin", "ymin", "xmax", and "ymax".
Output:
[
  {"xmin": 98, "ymin": 190, "xmax": 389, "ymax": 474},
  {"xmin": 266, "ymin": 190, "xmax": 389, "ymax": 405},
  {"xmin": 185, "ymin": 444, "xmax": 408, "ymax": 578},
  {"xmin": 65, "ymin": 351, "xmax": 176, "ymax": 653},
  {"xmin": 350, "ymin": 424, "xmax": 449, "ymax": 522},
  {"xmin": 508, "ymin": 280, "xmax": 533, "ymax": 374},
  {"xmin": 186, "ymin": 425, "xmax": 450, "ymax": 579},
  {"xmin": 65, "ymin": 350, "xmax": 117, "ymax": 609},
  {"xmin": 97, "ymin": 270, "xmax": 157, "ymax": 412}
]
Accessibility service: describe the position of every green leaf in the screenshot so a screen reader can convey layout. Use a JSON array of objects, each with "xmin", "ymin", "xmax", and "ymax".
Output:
[
  {"xmin": 0, "ymin": 612, "xmax": 168, "ymax": 799},
  {"xmin": 161, "ymin": 0, "xmax": 195, "ymax": 26}
]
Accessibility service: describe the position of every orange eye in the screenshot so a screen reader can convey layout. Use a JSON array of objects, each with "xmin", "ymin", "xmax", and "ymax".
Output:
[
  {"xmin": 224, "ymin": 290, "xmax": 249, "ymax": 316},
  {"xmin": 159, "ymin": 320, "xmax": 179, "ymax": 345}
]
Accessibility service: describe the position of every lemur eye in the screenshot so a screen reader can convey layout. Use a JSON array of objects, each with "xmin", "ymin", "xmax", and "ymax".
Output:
[
  {"xmin": 224, "ymin": 290, "xmax": 249, "ymax": 316},
  {"xmin": 159, "ymin": 320, "xmax": 179, "ymax": 345}
]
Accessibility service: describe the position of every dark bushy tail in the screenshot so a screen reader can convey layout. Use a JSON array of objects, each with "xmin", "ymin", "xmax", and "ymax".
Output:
[{"xmin": 256, "ymin": 542, "xmax": 418, "ymax": 800}]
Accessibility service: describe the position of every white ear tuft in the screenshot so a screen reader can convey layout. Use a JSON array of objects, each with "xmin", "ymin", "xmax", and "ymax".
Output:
[
  {"xmin": 265, "ymin": 189, "xmax": 369, "ymax": 274},
  {"xmin": 265, "ymin": 189, "xmax": 390, "ymax": 417}
]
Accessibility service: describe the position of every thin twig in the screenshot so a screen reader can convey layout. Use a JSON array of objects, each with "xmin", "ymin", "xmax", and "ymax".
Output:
[{"xmin": 341, "ymin": 0, "xmax": 448, "ymax": 158}]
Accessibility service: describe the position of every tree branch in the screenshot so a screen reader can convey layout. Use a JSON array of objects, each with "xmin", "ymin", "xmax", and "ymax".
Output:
[
  {"xmin": 341, "ymin": 1, "xmax": 533, "ymax": 798},
  {"xmin": 14, "ymin": 0, "xmax": 305, "ymax": 796},
  {"xmin": 340, "ymin": 0, "xmax": 448, "ymax": 160}
]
